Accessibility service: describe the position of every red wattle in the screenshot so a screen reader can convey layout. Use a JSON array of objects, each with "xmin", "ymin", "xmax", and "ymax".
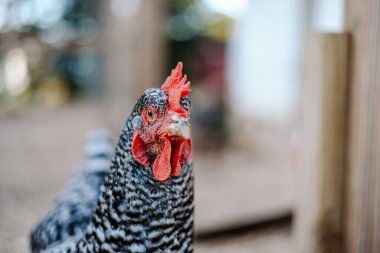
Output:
[
  {"xmin": 180, "ymin": 139, "xmax": 192, "ymax": 163},
  {"xmin": 172, "ymin": 140, "xmax": 185, "ymax": 176},
  {"xmin": 132, "ymin": 130, "xmax": 150, "ymax": 166},
  {"xmin": 152, "ymin": 137, "xmax": 172, "ymax": 181}
]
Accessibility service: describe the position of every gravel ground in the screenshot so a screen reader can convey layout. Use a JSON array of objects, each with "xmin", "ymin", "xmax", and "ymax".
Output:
[{"xmin": 0, "ymin": 101, "xmax": 292, "ymax": 253}]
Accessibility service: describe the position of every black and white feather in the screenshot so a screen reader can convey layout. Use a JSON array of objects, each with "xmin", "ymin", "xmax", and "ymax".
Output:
[
  {"xmin": 30, "ymin": 129, "xmax": 113, "ymax": 253},
  {"xmin": 31, "ymin": 88, "xmax": 194, "ymax": 253}
]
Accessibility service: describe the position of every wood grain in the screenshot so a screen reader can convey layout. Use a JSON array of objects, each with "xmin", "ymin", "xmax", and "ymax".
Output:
[
  {"xmin": 344, "ymin": 0, "xmax": 380, "ymax": 252},
  {"xmin": 294, "ymin": 33, "xmax": 348, "ymax": 253}
]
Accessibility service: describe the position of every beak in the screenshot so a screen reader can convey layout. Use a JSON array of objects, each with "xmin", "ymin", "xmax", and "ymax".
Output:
[{"xmin": 166, "ymin": 114, "xmax": 191, "ymax": 140}]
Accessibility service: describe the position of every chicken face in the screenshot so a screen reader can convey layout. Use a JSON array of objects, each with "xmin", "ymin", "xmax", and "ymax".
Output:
[{"xmin": 132, "ymin": 63, "xmax": 193, "ymax": 181}]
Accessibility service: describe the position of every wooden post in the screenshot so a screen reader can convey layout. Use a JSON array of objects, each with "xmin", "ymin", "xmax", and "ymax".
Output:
[
  {"xmin": 344, "ymin": 1, "xmax": 380, "ymax": 252},
  {"xmin": 99, "ymin": 0, "xmax": 167, "ymax": 134},
  {"xmin": 294, "ymin": 33, "xmax": 349, "ymax": 253}
]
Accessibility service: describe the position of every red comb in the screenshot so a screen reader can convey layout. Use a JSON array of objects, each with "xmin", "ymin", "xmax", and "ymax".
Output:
[{"xmin": 161, "ymin": 62, "xmax": 191, "ymax": 116}]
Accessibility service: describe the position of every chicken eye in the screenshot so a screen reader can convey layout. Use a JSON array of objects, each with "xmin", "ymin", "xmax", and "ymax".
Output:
[{"xmin": 146, "ymin": 109, "xmax": 156, "ymax": 122}]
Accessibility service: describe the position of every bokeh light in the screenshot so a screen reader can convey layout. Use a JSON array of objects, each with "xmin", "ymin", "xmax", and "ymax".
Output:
[
  {"xmin": 3, "ymin": 48, "xmax": 30, "ymax": 96},
  {"xmin": 202, "ymin": 0, "xmax": 250, "ymax": 18}
]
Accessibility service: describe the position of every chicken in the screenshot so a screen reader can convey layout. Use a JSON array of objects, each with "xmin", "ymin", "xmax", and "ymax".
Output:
[
  {"xmin": 30, "ymin": 129, "xmax": 113, "ymax": 252},
  {"xmin": 31, "ymin": 62, "xmax": 194, "ymax": 253}
]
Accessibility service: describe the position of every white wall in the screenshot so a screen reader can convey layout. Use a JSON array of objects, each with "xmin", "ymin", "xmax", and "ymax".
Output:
[{"xmin": 227, "ymin": 0, "xmax": 303, "ymax": 120}]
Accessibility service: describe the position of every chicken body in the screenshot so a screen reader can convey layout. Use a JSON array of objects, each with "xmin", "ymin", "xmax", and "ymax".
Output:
[{"xmin": 31, "ymin": 63, "xmax": 194, "ymax": 253}]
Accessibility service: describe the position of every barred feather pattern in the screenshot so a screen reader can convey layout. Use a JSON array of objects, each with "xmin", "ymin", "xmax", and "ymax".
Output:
[
  {"xmin": 77, "ymin": 89, "xmax": 194, "ymax": 253},
  {"xmin": 36, "ymin": 88, "xmax": 194, "ymax": 253},
  {"xmin": 31, "ymin": 129, "xmax": 113, "ymax": 253}
]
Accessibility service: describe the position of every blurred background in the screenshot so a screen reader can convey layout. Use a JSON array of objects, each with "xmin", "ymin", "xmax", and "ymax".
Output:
[{"xmin": 0, "ymin": 0, "xmax": 370, "ymax": 252}]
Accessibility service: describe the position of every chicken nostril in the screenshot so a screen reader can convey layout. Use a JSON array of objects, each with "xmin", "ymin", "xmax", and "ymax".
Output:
[{"xmin": 171, "ymin": 114, "xmax": 181, "ymax": 123}]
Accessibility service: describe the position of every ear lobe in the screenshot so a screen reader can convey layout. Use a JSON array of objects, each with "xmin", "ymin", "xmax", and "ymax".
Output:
[{"xmin": 132, "ymin": 129, "xmax": 150, "ymax": 166}]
